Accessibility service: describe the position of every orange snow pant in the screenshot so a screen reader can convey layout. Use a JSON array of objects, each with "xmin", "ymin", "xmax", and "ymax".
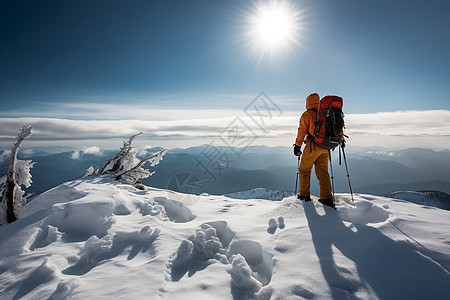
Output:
[{"xmin": 299, "ymin": 143, "xmax": 332, "ymax": 200}]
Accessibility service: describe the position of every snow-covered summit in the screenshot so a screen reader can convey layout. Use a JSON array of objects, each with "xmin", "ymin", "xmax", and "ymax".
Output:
[
  {"xmin": 0, "ymin": 177, "xmax": 449, "ymax": 299},
  {"xmin": 225, "ymin": 188, "xmax": 293, "ymax": 201},
  {"xmin": 384, "ymin": 190, "xmax": 450, "ymax": 210}
]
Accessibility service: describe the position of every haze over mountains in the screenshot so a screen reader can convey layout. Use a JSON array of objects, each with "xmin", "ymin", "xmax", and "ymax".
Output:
[{"xmin": 1, "ymin": 146, "xmax": 449, "ymax": 200}]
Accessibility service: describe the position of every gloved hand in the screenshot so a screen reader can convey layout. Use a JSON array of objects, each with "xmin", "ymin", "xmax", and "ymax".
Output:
[
  {"xmin": 341, "ymin": 135, "xmax": 348, "ymax": 148},
  {"xmin": 293, "ymin": 144, "xmax": 302, "ymax": 156}
]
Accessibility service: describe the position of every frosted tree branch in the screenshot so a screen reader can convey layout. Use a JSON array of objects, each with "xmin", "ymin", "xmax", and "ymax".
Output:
[
  {"xmin": 86, "ymin": 132, "xmax": 166, "ymax": 189},
  {"xmin": 0, "ymin": 125, "xmax": 33, "ymax": 225},
  {"xmin": 100, "ymin": 132, "xmax": 142, "ymax": 174},
  {"xmin": 116, "ymin": 148, "xmax": 167, "ymax": 182}
]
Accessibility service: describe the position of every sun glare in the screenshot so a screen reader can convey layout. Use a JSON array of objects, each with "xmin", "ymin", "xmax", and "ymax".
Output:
[
  {"xmin": 256, "ymin": 7, "xmax": 292, "ymax": 46},
  {"xmin": 246, "ymin": 1, "xmax": 302, "ymax": 61}
]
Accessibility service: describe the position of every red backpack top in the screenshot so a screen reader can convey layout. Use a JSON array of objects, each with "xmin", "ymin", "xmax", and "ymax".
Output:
[{"xmin": 314, "ymin": 95, "xmax": 344, "ymax": 150}]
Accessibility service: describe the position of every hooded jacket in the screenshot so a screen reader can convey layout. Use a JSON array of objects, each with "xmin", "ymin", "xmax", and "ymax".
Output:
[{"xmin": 295, "ymin": 93, "xmax": 320, "ymax": 146}]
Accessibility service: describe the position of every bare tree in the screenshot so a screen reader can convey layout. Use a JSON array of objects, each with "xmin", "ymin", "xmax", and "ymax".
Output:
[{"xmin": 0, "ymin": 125, "xmax": 33, "ymax": 225}]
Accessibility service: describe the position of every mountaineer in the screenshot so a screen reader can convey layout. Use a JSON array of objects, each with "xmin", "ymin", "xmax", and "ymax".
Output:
[{"xmin": 293, "ymin": 93, "xmax": 334, "ymax": 208}]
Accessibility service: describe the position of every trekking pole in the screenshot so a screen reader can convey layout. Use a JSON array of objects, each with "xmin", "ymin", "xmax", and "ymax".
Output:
[
  {"xmin": 328, "ymin": 150, "xmax": 335, "ymax": 207},
  {"xmin": 341, "ymin": 146, "xmax": 354, "ymax": 202},
  {"xmin": 294, "ymin": 156, "xmax": 300, "ymax": 196}
]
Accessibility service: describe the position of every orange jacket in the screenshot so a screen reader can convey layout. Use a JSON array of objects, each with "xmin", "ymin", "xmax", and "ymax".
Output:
[{"xmin": 295, "ymin": 93, "xmax": 320, "ymax": 146}]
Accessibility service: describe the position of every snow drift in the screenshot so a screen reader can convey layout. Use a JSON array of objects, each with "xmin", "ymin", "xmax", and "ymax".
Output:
[{"xmin": 0, "ymin": 176, "xmax": 449, "ymax": 299}]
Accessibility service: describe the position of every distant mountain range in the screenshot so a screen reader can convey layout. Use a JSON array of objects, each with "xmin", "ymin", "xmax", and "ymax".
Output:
[
  {"xmin": 1, "ymin": 146, "xmax": 449, "ymax": 199},
  {"xmin": 384, "ymin": 191, "xmax": 450, "ymax": 210}
]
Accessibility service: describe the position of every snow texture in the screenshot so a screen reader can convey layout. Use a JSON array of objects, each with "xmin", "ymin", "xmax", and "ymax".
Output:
[
  {"xmin": 83, "ymin": 166, "xmax": 96, "ymax": 177},
  {"xmin": 1, "ymin": 177, "xmax": 450, "ymax": 300},
  {"xmin": 14, "ymin": 160, "xmax": 35, "ymax": 189},
  {"xmin": 228, "ymin": 254, "xmax": 263, "ymax": 292},
  {"xmin": 226, "ymin": 188, "xmax": 292, "ymax": 201}
]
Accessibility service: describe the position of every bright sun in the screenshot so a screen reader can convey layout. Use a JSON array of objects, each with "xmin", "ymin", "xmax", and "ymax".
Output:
[
  {"xmin": 256, "ymin": 7, "xmax": 292, "ymax": 46},
  {"xmin": 247, "ymin": 1, "xmax": 301, "ymax": 59}
]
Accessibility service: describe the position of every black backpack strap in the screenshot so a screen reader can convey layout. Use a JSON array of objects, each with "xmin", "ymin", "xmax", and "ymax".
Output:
[{"xmin": 306, "ymin": 108, "xmax": 318, "ymax": 153}]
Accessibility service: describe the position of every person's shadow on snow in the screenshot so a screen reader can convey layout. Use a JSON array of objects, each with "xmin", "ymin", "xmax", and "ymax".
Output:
[{"xmin": 303, "ymin": 201, "xmax": 450, "ymax": 300}]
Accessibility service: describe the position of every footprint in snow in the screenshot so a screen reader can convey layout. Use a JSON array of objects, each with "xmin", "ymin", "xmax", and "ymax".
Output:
[
  {"xmin": 163, "ymin": 221, "xmax": 274, "ymax": 298},
  {"xmin": 267, "ymin": 217, "xmax": 285, "ymax": 234},
  {"xmin": 166, "ymin": 221, "xmax": 235, "ymax": 282},
  {"xmin": 62, "ymin": 225, "xmax": 160, "ymax": 276},
  {"xmin": 139, "ymin": 196, "xmax": 196, "ymax": 223}
]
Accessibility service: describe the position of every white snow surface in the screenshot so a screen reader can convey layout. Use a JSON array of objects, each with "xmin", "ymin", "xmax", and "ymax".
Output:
[
  {"xmin": 1, "ymin": 176, "xmax": 449, "ymax": 299},
  {"xmin": 226, "ymin": 188, "xmax": 292, "ymax": 201}
]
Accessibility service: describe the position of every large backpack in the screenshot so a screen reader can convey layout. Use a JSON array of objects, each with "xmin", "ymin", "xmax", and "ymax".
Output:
[{"xmin": 313, "ymin": 95, "xmax": 344, "ymax": 150}]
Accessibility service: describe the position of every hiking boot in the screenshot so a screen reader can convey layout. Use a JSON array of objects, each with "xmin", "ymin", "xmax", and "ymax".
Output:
[
  {"xmin": 319, "ymin": 199, "xmax": 335, "ymax": 208},
  {"xmin": 297, "ymin": 194, "xmax": 311, "ymax": 202}
]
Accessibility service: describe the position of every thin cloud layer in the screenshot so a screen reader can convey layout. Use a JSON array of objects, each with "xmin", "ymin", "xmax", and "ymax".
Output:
[
  {"xmin": 0, "ymin": 110, "xmax": 449, "ymax": 148},
  {"xmin": 0, "ymin": 117, "xmax": 237, "ymax": 140},
  {"xmin": 345, "ymin": 110, "xmax": 450, "ymax": 136}
]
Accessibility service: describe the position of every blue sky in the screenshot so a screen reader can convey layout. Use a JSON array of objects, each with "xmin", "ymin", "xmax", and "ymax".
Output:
[{"xmin": 1, "ymin": 0, "xmax": 449, "ymax": 149}]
